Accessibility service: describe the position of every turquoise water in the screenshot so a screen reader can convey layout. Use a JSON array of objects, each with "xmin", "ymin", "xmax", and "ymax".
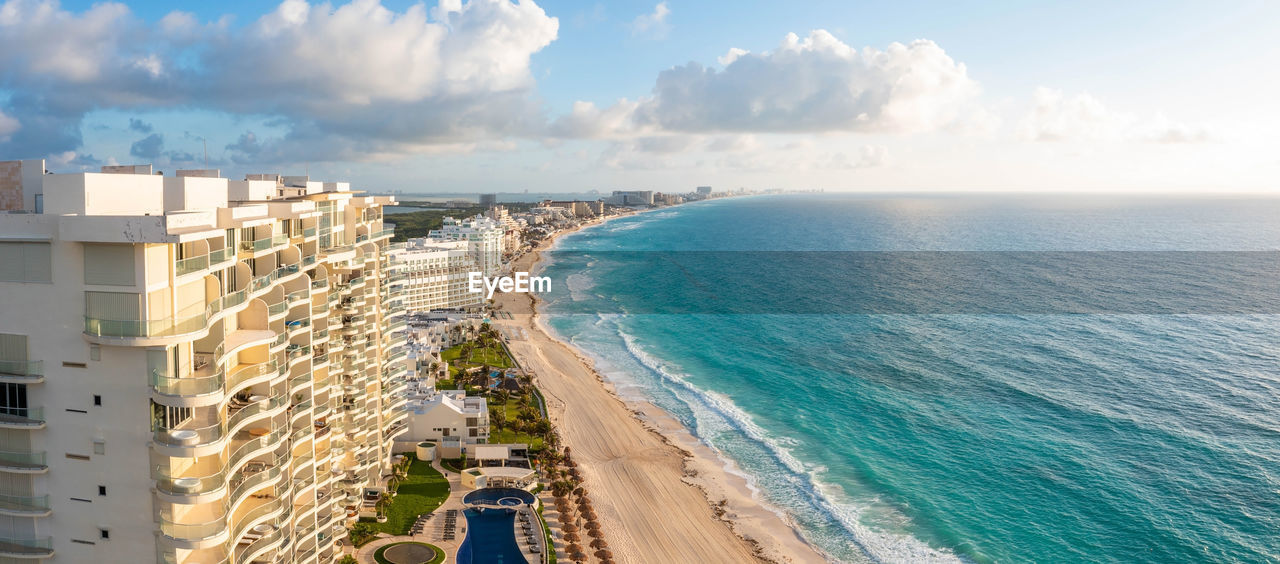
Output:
[{"xmin": 539, "ymin": 194, "xmax": 1280, "ymax": 563}]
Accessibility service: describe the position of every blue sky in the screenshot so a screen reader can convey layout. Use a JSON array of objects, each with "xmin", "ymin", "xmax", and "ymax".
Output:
[{"xmin": 2, "ymin": 0, "xmax": 1278, "ymax": 192}]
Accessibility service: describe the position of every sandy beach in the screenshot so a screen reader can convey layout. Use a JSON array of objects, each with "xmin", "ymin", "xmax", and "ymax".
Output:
[{"xmin": 491, "ymin": 217, "xmax": 830, "ymax": 564}]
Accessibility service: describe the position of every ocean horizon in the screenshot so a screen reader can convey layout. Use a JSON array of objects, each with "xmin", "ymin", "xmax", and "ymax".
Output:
[{"xmin": 537, "ymin": 193, "xmax": 1280, "ymax": 563}]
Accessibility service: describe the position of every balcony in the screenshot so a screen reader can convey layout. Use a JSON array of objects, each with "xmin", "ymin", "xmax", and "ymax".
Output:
[
  {"xmin": 0, "ymin": 407, "xmax": 44, "ymax": 429},
  {"xmin": 153, "ymin": 465, "xmax": 226, "ymax": 501},
  {"xmin": 159, "ymin": 512, "xmax": 228, "ymax": 548},
  {"xmin": 175, "ymin": 254, "xmax": 210, "ymax": 277},
  {"xmin": 0, "ymin": 360, "xmax": 43, "ymax": 384},
  {"xmin": 0, "ymin": 450, "xmax": 47, "ymax": 473},
  {"xmin": 0, "ymin": 493, "xmax": 50, "ymax": 517},
  {"xmin": 154, "ymin": 419, "xmax": 225, "ymax": 450},
  {"xmin": 0, "ymin": 535, "xmax": 54, "ymax": 558}
]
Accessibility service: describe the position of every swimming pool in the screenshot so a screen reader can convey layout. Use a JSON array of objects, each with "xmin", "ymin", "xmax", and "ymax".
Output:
[
  {"xmin": 455, "ymin": 507, "xmax": 528, "ymax": 564},
  {"xmin": 462, "ymin": 487, "xmax": 535, "ymax": 506}
]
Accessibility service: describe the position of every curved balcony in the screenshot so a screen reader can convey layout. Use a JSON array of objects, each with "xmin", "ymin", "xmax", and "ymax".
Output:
[
  {"xmin": 0, "ymin": 535, "xmax": 53, "ymax": 559},
  {"xmin": 151, "ymin": 368, "xmax": 224, "ymax": 408},
  {"xmin": 227, "ymin": 462, "xmax": 286, "ymax": 518},
  {"xmin": 231, "ymin": 498, "xmax": 292, "ymax": 562},
  {"xmin": 0, "ymin": 451, "xmax": 46, "ymax": 474},
  {"xmin": 153, "ymin": 420, "xmax": 225, "ymax": 456},
  {"xmin": 227, "ymin": 430, "xmax": 287, "ymax": 477},
  {"xmin": 0, "ymin": 407, "xmax": 44, "ymax": 430},
  {"xmin": 0, "ymin": 360, "xmax": 43, "ymax": 384},
  {"xmin": 159, "ymin": 513, "xmax": 229, "ymax": 549},
  {"xmin": 153, "ymin": 465, "xmax": 227, "ymax": 504},
  {"xmin": 226, "ymin": 394, "xmax": 287, "ymax": 440},
  {"xmin": 224, "ymin": 361, "xmax": 280, "ymax": 398},
  {"xmin": 86, "ymin": 260, "xmax": 314, "ymax": 344},
  {"xmin": 0, "ymin": 494, "xmax": 50, "ymax": 517}
]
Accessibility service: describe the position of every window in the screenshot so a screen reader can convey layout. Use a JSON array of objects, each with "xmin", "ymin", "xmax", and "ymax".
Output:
[
  {"xmin": 0, "ymin": 241, "xmax": 52, "ymax": 283},
  {"xmin": 83, "ymin": 243, "xmax": 136, "ymax": 286},
  {"xmin": 99, "ymin": 528, "xmax": 110, "ymax": 540},
  {"xmin": 0, "ymin": 383, "xmax": 29, "ymax": 418},
  {"xmin": 93, "ymin": 395, "xmax": 102, "ymax": 406},
  {"xmin": 151, "ymin": 402, "xmax": 191, "ymax": 430},
  {"xmin": 98, "ymin": 485, "xmax": 107, "ymax": 496},
  {"xmin": 89, "ymin": 344, "xmax": 100, "ymax": 361},
  {"xmin": 92, "ymin": 439, "xmax": 106, "ymax": 455}
]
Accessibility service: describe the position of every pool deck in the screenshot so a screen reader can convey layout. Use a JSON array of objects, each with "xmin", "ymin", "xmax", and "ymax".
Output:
[
  {"xmin": 355, "ymin": 459, "xmax": 467, "ymax": 563},
  {"xmin": 354, "ymin": 459, "xmax": 548, "ymax": 564}
]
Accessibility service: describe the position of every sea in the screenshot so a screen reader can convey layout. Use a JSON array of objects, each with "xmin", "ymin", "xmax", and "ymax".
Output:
[{"xmin": 537, "ymin": 193, "xmax": 1280, "ymax": 563}]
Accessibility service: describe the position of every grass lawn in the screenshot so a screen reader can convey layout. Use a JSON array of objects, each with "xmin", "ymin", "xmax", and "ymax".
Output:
[
  {"xmin": 361, "ymin": 454, "xmax": 450, "ymax": 537},
  {"xmin": 373, "ymin": 542, "xmax": 446, "ymax": 564},
  {"xmin": 441, "ymin": 343, "xmax": 514, "ymax": 371},
  {"xmin": 489, "ymin": 428, "xmax": 545, "ymax": 451}
]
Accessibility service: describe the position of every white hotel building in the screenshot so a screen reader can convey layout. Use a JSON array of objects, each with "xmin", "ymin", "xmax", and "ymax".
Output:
[
  {"xmin": 427, "ymin": 217, "xmax": 503, "ymax": 277},
  {"xmin": 386, "ymin": 238, "xmax": 481, "ymax": 312},
  {"xmin": 0, "ymin": 161, "xmax": 412, "ymax": 564}
]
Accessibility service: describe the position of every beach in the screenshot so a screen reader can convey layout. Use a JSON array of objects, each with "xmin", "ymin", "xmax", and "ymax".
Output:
[{"xmin": 492, "ymin": 217, "xmax": 830, "ymax": 564}]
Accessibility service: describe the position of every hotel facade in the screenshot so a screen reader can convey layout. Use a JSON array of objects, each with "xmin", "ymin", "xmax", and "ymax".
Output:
[
  {"xmin": 386, "ymin": 238, "xmax": 482, "ymax": 312},
  {"xmin": 0, "ymin": 161, "xmax": 411, "ymax": 564}
]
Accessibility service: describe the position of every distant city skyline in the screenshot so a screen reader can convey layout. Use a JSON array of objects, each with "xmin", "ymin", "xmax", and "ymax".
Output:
[{"xmin": 0, "ymin": 0, "xmax": 1277, "ymax": 192}]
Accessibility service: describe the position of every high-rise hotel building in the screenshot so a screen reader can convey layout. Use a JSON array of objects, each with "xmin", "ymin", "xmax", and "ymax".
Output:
[
  {"xmin": 0, "ymin": 161, "xmax": 411, "ymax": 564},
  {"xmin": 387, "ymin": 239, "xmax": 482, "ymax": 312}
]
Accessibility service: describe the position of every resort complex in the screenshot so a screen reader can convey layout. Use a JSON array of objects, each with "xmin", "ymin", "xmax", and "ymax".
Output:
[{"xmin": 0, "ymin": 158, "xmax": 634, "ymax": 563}]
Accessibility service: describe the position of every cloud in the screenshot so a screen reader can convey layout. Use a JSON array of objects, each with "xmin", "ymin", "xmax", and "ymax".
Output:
[
  {"xmin": 130, "ymin": 133, "xmax": 164, "ymax": 159},
  {"xmin": 128, "ymin": 118, "xmax": 153, "ymax": 133},
  {"xmin": 1017, "ymin": 87, "xmax": 1208, "ymax": 143},
  {"xmin": 0, "ymin": 0, "xmax": 559, "ymax": 163},
  {"xmin": 562, "ymin": 31, "xmax": 991, "ymax": 139},
  {"xmin": 0, "ymin": 110, "xmax": 18, "ymax": 140},
  {"xmin": 631, "ymin": 2, "xmax": 670, "ymax": 38}
]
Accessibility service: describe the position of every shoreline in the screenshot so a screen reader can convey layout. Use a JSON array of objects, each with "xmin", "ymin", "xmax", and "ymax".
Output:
[{"xmin": 493, "ymin": 211, "xmax": 832, "ymax": 564}]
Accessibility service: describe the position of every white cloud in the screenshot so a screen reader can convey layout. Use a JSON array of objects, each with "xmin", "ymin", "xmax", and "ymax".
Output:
[
  {"xmin": 568, "ymin": 31, "xmax": 990, "ymax": 139},
  {"xmin": 630, "ymin": 2, "xmax": 670, "ymax": 38},
  {"xmin": 717, "ymin": 47, "xmax": 748, "ymax": 66},
  {"xmin": 1018, "ymin": 87, "xmax": 1208, "ymax": 143},
  {"xmin": 0, "ymin": 0, "xmax": 559, "ymax": 162}
]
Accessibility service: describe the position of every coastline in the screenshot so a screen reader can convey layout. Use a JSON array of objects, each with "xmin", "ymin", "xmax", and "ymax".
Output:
[{"xmin": 493, "ymin": 212, "xmax": 832, "ymax": 564}]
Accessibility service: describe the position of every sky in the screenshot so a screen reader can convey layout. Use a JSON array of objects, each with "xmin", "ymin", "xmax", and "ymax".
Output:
[{"xmin": 0, "ymin": 0, "xmax": 1278, "ymax": 193}]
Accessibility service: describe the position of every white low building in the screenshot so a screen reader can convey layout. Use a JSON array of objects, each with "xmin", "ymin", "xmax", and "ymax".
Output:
[{"xmin": 405, "ymin": 390, "xmax": 489, "ymax": 458}]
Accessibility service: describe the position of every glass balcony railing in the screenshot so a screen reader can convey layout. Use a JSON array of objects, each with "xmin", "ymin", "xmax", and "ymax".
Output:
[
  {"xmin": 0, "ymin": 450, "xmax": 47, "ymax": 470},
  {"xmin": 303, "ymin": 227, "xmax": 317, "ymax": 238},
  {"xmin": 175, "ymin": 254, "xmax": 210, "ymax": 276},
  {"xmin": 150, "ymin": 365, "xmax": 225, "ymax": 397},
  {"xmin": 0, "ymin": 535, "xmax": 54, "ymax": 556},
  {"xmin": 272, "ymin": 234, "xmax": 288, "ymax": 247},
  {"xmin": 226, "ymin": 361, "xmax": 279, "ymax": 393},
  {"xmin": 267, "ymin": 301, "xmax": 288, "ymax": 317},
  {"xmin": 288, "ymin": 289, "xmax": 310, "ymax": 304},
  {"xmin": 240, "ymin": 237, "xmax": 272, "ymax": 252},
  {"xmin": 226, "ymin": 394, "xmax": 286, "ymax": 435},
  {"xmin": 0, "ymin": 406, "xmax": 44, "ymax": 427},
  {"xmin": 0, "ymin": 493, "xmax": 49, "ymax": 514},
  {"xmin": 0, "ymin": 360, "xmax": 42, "ymax": 380},
  {"xmin": 153, "ymin": 466, "xmax": 225, "ymax": 498},
  {"xmin": 154, "ymin": 420, "xmax": 225, "ymax": 448},
  {"xmin": 209, "ymin": 247, "xmax": 232, "ymax": 265},
  {"xmin": 159, "ymin": 513, "xmax": 227, "ymax": 542}
]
